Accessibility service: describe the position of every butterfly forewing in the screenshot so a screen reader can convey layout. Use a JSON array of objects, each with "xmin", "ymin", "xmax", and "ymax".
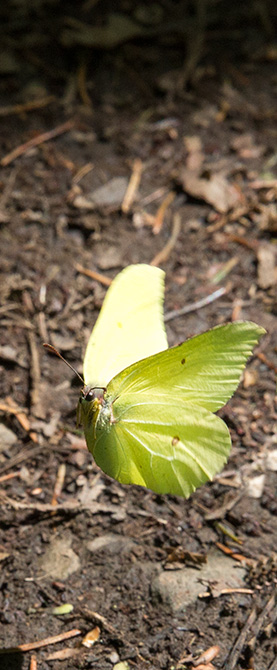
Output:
[
  {"xmin": 83, "ymin": 264, "xmax": 168, "ymax": 387},
  {"xmin": 107, "ymin": 321, "xmax": 265, "ymax": 413}
]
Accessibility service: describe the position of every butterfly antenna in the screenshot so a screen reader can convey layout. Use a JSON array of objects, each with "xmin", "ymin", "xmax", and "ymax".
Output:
[{"xmin": 43, "ymin": 343, "xmax": 84, "ymax": 384}]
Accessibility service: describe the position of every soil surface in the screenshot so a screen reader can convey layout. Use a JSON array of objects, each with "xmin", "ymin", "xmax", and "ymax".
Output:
[{"xmin": 0, "ymin": 36, "xmax": 276, "ymax": 670}]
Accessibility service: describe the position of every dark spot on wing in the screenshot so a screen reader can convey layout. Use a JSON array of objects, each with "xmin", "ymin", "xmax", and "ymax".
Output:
[
  {"xmin": 172, "ymin": 436, "xmax": 180, "ymax": 446},
  {"xmin": 181, "ymin": 358, "xmax": 186, "ymax": 365}
]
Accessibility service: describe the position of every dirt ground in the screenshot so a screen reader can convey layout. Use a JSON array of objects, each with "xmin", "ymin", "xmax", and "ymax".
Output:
[{"xmin": 0, "ymin": 30, "xmax": 277, "ymax": 670}]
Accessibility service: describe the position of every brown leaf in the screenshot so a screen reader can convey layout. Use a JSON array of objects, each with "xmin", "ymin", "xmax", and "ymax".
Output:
[
  {"xmin": 81, "ymin": 626, "xmax": 100, "ymax": 648},
  {"xmin": 181, "ymin": 170, "xmax": 240, "ymax": 213},
  {"xmin": 257, "ymin": 243, "xmax": 276, "ymax": 289}
]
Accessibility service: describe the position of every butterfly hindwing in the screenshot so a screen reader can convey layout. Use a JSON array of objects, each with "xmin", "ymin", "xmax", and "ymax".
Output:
[{"xmin": 92, "ymin": 397, "xmax": 231, "ymax": 497}]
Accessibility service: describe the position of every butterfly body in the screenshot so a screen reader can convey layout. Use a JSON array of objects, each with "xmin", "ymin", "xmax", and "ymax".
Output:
[{"xmin": 79, "ymin": 264, "xmax": 265, "ymax": 498}]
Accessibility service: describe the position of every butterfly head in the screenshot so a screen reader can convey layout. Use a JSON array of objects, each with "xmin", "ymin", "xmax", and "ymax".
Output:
[
  {"xmin": 81, "ymin": 385, "xmax": 106, "ymax": 403},
  {"xmin": 78, "ymin": 385, "xmax": 112, "ymax": 440},
  {"xmin": 42, "ymin": 343, "xmax": 113, "ymax": 446},
  {"xmin": 78, "ymin": 385, "xmax": 105, "ymax": 419}
]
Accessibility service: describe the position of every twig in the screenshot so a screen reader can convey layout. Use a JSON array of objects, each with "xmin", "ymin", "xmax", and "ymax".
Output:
[
  {"xmin": 206, "ymin": 215, "xmax": 227, "ymax": 233},
  {"xmin": 232, "ymin": 299, "xmax": 243, "ymax": 321},
  {"xmin": 0, "ymin": 303, "xmax": 20, "ymax": 316},
  {"xmin": 0, "ymin": 471, "xmax": 21, "ymax": 484},
  {"xmin": 204, "ymin": 493, "xmax": 242, "ymax": 521},
  {"xmin": 81, "ymin": 607, "xmax": 118, "ymax": 634},
  {"xmin": 140, "ymin": 186, "xmax": 167, "ymax": 206},
  {"xmin": 211, "ymin": 256, "xmax": 239, "ymax": 284},
  {"xmin": 178, "ymin": 645, "xmax": 219, "ymax": 668},
  {"xmin": 0, "ymin": 493, "xmax": 117, "ymax": 515},
  {"xmin": 214, "ymin": 522, "xmax": 243, "ymax": 544},
  {"xmin": 27, "ymin": 331, "xmax": 41, "ymax": 408},
  {"xmin": 121, "ymin": 158, "xmax": 143, "ymax": 214},
  {"xmin": 0, "ymin": 168, "xmax": 17, "ymax": 210},
  {"xmin": 73, "ymin": 162, "xmax": 94, "ymax": 185},
  {"xmin": 219, "ymin": 588, "xmax": 254, "ymax": 596},
  {"xmin": 215, "ymin": 543, "xmax": 249, "ymax": 564},
  {"xmin": 257, "ymin": 352, "xmax": 277, "ymax": 375},
  {"xmin": 0, "ymin": 96, "xmax": 55, "ymax": 117},
  {"xmin": 0, "ymin": 445, "xmax": 43, "ymax": 476},
  {"xmin": 71, "ymin": 295, "xmax": 95, "ymax": 312},
  {"xmin": 0, "ymin": 402, "xmax": 27, "ymax": 415},
  {"xmin": 0, "ymin": 629, "xmax": 82, "ymax": 654},
  {"xmin": 37, "ymin": 311, "xmax": 49, "ymax": 342},
  {"xmin": 224, "ymin": 608, "xmax": 257, "ymax": 670},
  {"xmin": 152, "ymin": 190, "xmax": 175, "ymax": 234},
  {"xmin": 0, "ymin": 315, "xmax": 34, "ymax": 330},
  {"xmin": 30, "ymin": 654, "xmax": 37, "ymax": 670},
  {"xmin": 77, "ymin": 62, "xmax": 92, "ymax": 107},
  {"xmin": 1, "ymin": 119, "xmax": 75, "ymax": 167},
  {"xmin": 248, "ymin": 594, "xmax": 276, "ymax": 652},
  {"xmin": 164, "ymin": 286, "xmax": 226, "ymax": 323},
  {"xmin": 178, "ymin": 0, "xmax": 206, "ymax": 89},
  {"xmin": 45, "ymin": 648, "xmax": 82, "ymax": 661},
  {"xmin": 194, "ymin": 645, "xmax": 220, "ymax": 666},
  {"xmin": 75, "ymin": 264, "xmax": 112, "ymax": 286},
  {"xmin": 3, "ymin": 397, "xmax": 37, "ymax": 442},
  {"xmin": 250, "ymin": 179, "xmax": 277, "ymax": 189},
  {"xmin": 150, "ymin": 212, "xmax": 181, "ymax": 266},
  {"xmin": 51, "ymin": 463, "xmax": 66, "ymax": 507},
  {"xmin": 226, "ymin": 234, "xmax": 258, "ymax": 252}
]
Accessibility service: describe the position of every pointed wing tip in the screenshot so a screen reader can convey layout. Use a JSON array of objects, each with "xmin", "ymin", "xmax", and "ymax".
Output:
[{"xmin": 233, "ymin": 320, "xmax": 266, "ymax": 337}]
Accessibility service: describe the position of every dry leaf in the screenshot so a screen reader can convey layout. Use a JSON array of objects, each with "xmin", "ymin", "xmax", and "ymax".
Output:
[
  {"xmin": 181, "ymin": 170, "xmax": 240, "ymax": 213},
  {"xmin": 266, "ymin": 450, "xmax": 277, "ymax": 471},
  {"xmin": 82, "ymin": 626, "xmax": 100, "ymax": 648},
  {"xmin": 194, "ymin": 645, "xmax": 220, "ymax": 666},
  {"xmin": 257, "ymin": 243, "xmax": 276, "ymax": 289},
  {"xmin": 243, "ymin": 369, "xmax": 258, "ymax": 388},
  {"xmin": 245, "ymin": 474, "xmax": 265, "ymax": 499}
]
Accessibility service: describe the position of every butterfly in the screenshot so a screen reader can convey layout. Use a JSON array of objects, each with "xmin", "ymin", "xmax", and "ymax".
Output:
[{"xmin": 75, "ymin": 264, "xmax": 265, "ymax": 498}]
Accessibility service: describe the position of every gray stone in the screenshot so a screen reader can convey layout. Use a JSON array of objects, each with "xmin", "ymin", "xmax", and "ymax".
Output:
[
  {"xmin": 89, "ymin": 177, "xmax": 128, "ymax": 207},
  {"xmin": 74, "ymin": 177, "xmax": 128, "ymax": 210},
  {"xmin": 37, "ymin": 532, "xmax": 80, "ymax": 580},
  {"xmin": 151, "ymin": 549, "xmax": 246, "ymax": 612},
  {"xmin": 87, "ymin": 533, "xmax": 135, "ymax": 555},
  {"xmin": 0, "ymin": 423, "xmax": 17, "ymax": 451}
]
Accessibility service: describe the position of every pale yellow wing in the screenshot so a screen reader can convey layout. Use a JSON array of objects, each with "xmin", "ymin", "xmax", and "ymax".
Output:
[{"xmin": 83, "ymin": 264, "xmax": 168, "ymax": 387}]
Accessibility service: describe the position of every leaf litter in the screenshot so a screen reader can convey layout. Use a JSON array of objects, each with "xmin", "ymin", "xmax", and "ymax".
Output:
[{"xmin": 0, "ymin": 23, "xmax": 276, "ymax": 670}]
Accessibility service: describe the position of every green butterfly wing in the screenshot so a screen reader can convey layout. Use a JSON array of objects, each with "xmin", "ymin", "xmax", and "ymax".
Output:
[
  {"xmin": 107, "ymin": 321, "xmax": 266, "ymax": 413},
  {"xmin": 81, "ymin": 321, "xmax": 265, "ymax": 497},
  {"xmin": 83, "ymin": 264, "xmax": 168, "ymax": 388},
  {"xmin": 92, "ymin": 399, "xmax": 231, "ymax": 497}
]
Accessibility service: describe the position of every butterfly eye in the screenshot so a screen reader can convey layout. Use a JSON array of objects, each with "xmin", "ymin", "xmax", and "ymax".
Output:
[{"xmin": 84, "ymin": 390, "xmax": 95, "ymax": 401}]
